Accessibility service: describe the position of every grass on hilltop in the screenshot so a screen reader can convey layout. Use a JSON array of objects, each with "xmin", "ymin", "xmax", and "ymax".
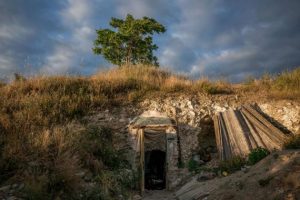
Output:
[{"xmin": 242, "ymin": 67, "xmax": 300, "ymax": 99}]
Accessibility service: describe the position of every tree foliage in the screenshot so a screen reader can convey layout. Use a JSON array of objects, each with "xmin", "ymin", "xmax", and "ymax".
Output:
[{"xmin": 93, "ymin": 14, "xmax": 166, "ymax": 66}]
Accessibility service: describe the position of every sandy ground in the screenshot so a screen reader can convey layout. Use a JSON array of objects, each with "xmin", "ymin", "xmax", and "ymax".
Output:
[{"xmin": 176, "ymin": 150, "xmax": 300, "ymax": 200}]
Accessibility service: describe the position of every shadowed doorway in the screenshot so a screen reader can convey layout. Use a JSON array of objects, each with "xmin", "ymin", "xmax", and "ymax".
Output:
[
  {"xmin": 145, "ymin": 150, "xmax": 166, "ymax": 190},
  {"xmin": 128, "ymin": 110, "xmax": 179, "ymax": 192}
]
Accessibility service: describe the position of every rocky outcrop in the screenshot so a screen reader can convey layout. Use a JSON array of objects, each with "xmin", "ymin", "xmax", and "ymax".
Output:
[
  {"xmin": 259, "ymin": 101, "xmax": 300, "ymax": 134},
  {"xmin": 140, "ymin": 94, "xmax": 300, "ymax": 164},
  {"xmin": 141, "ymin": 95, "xmax": 215, "ymax": 163}
]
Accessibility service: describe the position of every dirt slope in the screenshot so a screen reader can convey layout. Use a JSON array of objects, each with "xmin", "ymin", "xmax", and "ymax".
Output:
[{"xmin": 176, "ymin": 150, "xmax": 300, "ymax": 200}]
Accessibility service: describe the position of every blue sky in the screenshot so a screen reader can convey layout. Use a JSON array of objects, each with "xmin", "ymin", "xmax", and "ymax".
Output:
[{"xmin": 1, "ymin": 0, "xmax": 300, "ymax": 82}]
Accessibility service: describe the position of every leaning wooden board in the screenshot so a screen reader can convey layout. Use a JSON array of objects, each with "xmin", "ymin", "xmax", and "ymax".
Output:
[{"xmin": 214, "ymin": 105, "xmax": 289, "ymax": 160}]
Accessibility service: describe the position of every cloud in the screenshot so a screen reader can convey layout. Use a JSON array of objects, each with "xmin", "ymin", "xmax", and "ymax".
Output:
[
  {"xmin": 62, "ymin": 0, "xmax": 90, "ymax": 24},
  {"xmin": 159, "ymin": 37, "xmax": 197, "ymax": 72},
  {"xmin": 0, "ymin": 1, "xmax": 65, "ymax": 77},
  {"xmin": 41, "ymin": 45, "xmax": 74, "ymax": 74},
  {"xmin": 158, "ymin": 0, "xmax": 300, "ymax": 81},
  {"xmin": 115, "ymin": 0, "xmax": 180, "ymax": 25},
  {"xmin": 0, "ymin": 24, "xmax": 32, "ymax": 41},
  {"xmin": 41, "ymin": 0, "xmax": 104, "ymax": 74},
  {"xmin": 0, "ymin": 0, "xmax": 300, "ymax": 81}
]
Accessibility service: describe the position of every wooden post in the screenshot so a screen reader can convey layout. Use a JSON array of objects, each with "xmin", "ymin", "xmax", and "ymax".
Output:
[
  {"xmin": 165, "ymin": 129, "xmax": 168, "ymax": 190},
  {"xmin": 140, "ymin": 129, "xmax": 145, "ymax": 195}
]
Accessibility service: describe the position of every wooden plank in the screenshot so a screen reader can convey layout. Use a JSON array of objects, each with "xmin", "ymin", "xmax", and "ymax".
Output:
[
  {"xmin": 140, "ymin": 129, "xmax": 145, "ymax": 194},
  {"xmin": 222, "ymin": 110, "xmax": 241, "ymax": 157},
  {"xmin": 240, "ymin": 111, "xmax": 266, "ymax": 149},
  {"xmin": 213, "ymin": 114, "xmax": 223, "ymax": 160},
  {"xmin": 219, "ymin": 113, "xmax": 231, "ymax": 160},
  {"xmin": 165, "ymin": 130, "xmax": 169, "ymax": 190},
  {"xmin": 241, "ymin": 108, "xmax": 281, "ymax": 149},
  {"xmin": 228, "ymin": 109, "xmax": 251, "ymax": 156},
  {"xmin": 244, "ymin": 105, "xmax": 287, "ymax": 142},
  {"xmin": 213, "ymin": 105, "xmax": 289, "ymax": 160},
  {"xmin": 237, "ymin": 110, "xmax": 257, "ymax": 149},
  {"xmin": 241, "ymin": 107, "xmax": 283, "ymax": 149}
]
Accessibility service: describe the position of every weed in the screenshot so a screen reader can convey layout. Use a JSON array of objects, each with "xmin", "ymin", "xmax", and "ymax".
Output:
[
  {"xmin": 248, "ymin": 147, "xmax": 270, "ymax": 165},
  {"xmin": 187, "ymin": 159, "xmax": 199, "ymax": 173},
  {"xmin": 193, "ymin": 79, "xmax": 233, "ymax": 95},
  {"xmin": 219, "ymin": 156, "xmax": 246, "ymax": 173},
  {"xmin": 78, "ymin": 126, "xmax": 128, "ymax": 172},
  {"xmin": 22, "ymin": 175, "xmax": 51, "ymax": 200}
]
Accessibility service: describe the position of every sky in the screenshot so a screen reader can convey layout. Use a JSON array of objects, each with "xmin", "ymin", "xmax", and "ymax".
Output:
[{"xmin": 1, "ymin": 0, "xmax": 300, "ymax": 82}]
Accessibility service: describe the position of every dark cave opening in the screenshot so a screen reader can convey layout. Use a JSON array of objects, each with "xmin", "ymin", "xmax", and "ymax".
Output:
[{"xmin": 145, "ymin": 150, "xmax": 166, "ymax": 190}]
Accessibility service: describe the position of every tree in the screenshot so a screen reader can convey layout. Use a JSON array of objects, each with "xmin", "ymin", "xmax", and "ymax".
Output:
[{"xmin": 93, "ymin": 14, "xmax": 166, "ymax": 66}]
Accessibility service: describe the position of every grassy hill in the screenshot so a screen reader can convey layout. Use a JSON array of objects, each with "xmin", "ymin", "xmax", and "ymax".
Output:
[{"xmin": 0, "ymin": 65, "xmax": 299, "ymax": 199}]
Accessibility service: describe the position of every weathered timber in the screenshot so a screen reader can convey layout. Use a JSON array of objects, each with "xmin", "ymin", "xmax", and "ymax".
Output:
[{"xmin": 214, "ymin": 105, "xmax": 289, "ymax": 160}]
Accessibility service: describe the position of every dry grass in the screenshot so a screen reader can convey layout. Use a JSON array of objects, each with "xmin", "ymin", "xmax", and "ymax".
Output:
[
  {"xmin": 0, "ymin": 65, "xmax": 299, "ymax": 198},
  {"xmin": 0, "ymin": 122, "xmax": 130, "ymax": 198},
  {"xmin": 92, "ymin": 64, "xmax": 234, "ymax": 95},
  {"xmin": 0, "ymin": 81, "xmax": 5, "ymax": 88},
  {"xmin": 1, "ymin": 126, "xmax": 83, "ymax": 197},
  {"xmin": 0, "ymin": 66, "xmax": 233, "ymax": 131},
  {"xmin": 241, "ymin": 67, "xmax": 300, "ymax": 99}
]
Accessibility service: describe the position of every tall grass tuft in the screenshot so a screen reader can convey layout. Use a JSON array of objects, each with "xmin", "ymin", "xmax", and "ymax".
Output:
[{"xmin": 242, "ymin": 67, "xmax": 300, "ymax": 99}]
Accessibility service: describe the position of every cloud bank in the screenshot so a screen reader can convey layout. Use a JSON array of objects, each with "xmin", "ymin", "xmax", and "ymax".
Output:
[{"xmin": 0, "ymin": 0, "xmax": 300, "ymax": 81}]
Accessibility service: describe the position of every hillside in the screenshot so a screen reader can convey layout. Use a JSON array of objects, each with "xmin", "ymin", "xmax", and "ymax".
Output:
[
  {"xmin": 176, "ymin": 150, "xmax": 300, "ymax": 200},
  {"xmin": 0, "ymin": 66, "xmax": 300, "ymax": 199}
]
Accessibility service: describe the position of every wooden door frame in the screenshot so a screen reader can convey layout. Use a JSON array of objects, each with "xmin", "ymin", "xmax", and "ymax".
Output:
[
  {"xmin": 140, "ymin": 128, "xmax": 145, "ymax": 194},
  {"xmin": 140, "ymin": 128, "xmax": 168, "ymax": 194}
]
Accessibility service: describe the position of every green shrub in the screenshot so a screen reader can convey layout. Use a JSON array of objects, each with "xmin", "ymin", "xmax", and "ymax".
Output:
[
  {"xmin": 284, "ymin": 134, "xmax": 300, "ymax": 149},
  {"xmin": 248, "ymin": 147, "xmax": 270, "ymax": 165},
  {"xmin": 78, "ymin": 126, "xmax": 128, "ymax": 172},
  {"xmin": 187, "ymin": 159, "xmax": 199, "ymax": 172},
  {"xmin": 219, "ymin": 156, "xmax": 246, "ymax": 173}
]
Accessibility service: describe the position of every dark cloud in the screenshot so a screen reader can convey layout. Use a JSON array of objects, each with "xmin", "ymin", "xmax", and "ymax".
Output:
[
  {"xmin": 0, "ymin": 0, "xmax": 65, "ymax": 79},
  {"xmin": 0, "ymin": 0, "xmax": 300, "ymax": 81},
  {"xmin": 159, "ymin": 37, "xmax": 197, "ymax": 72},
  {"xmin": 115, "ymin": 0, "xmax": 180, "ymax": 25},
  {"xmin": 159, "ymin": 0, "xmax": 300, "ymax": 81}
]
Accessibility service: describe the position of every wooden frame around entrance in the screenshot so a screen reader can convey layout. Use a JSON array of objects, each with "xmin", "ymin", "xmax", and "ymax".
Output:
[{"xmin": 139, "ymin": 127, "xmax": 169, "ymax": 194}]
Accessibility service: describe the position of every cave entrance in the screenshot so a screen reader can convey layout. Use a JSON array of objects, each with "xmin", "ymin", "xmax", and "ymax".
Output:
[{"xmin": 145, "ymin": 150, "xmax": 166, "ymax": 190}]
